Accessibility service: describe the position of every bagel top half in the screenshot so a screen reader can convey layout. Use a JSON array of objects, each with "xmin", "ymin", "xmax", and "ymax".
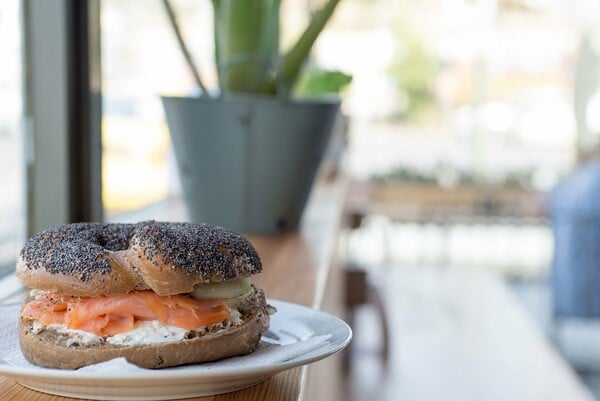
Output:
[{"xmin": 16, "ymin": 221, "xmax": 262, "ymax": 296}]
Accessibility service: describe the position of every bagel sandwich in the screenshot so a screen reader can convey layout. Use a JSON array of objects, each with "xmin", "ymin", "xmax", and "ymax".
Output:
[{"xmin": 16, "ymin": 221, "xmax": 275, "ymax": 369}]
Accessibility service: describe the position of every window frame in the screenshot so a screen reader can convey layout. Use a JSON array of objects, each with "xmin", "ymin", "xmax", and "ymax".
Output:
[
  {"xmin": 1, "ymin": 0, "xmax": 103, "ymax": 300},
  {"xmin": 23, "ymin": 0, "xmax": 103, "ymax": 236}
]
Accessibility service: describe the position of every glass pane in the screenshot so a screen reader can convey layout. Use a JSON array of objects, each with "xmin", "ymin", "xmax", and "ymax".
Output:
[
  {"xmin": 317, "ymin": 0, "xmax": 588, "ymax": 278},
  {"xmin": 100, "ymin": 0, "xmax": 214, "ymax": 218},
  {"xmin": 0, "ymin": 0, "xmax": 23, "ymax": 277}
]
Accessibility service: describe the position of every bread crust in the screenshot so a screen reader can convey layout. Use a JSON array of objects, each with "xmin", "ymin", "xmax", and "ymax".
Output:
[
  {"xmin": 17, "ymin": 221, "xmax": 262, "ymax": 296},
  {"xmin": 19, "ymin": 308, "xmax": 269, "ymax": 369}
]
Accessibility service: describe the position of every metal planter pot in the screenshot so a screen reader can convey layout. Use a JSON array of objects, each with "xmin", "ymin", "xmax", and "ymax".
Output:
[{"xmin": 161, "ymin": 95, "xmax": 340, "ymax": 233}]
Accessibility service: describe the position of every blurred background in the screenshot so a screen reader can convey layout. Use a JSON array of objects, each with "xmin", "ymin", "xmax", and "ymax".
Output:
[{"xmin": 3, "ymin": 0, "xmax": 600, "ymax": 399}]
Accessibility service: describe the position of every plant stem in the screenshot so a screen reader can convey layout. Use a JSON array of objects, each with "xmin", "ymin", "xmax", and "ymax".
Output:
[
  {"xmin": 212, "ymin": 0, "xmax": 222, "ymax": 93},
  {"xmin": 162, "ymin": 0, "xmax": 209, "ymax": 95},
  {"xmin": 276, "ymin": 0, "xmax": 341, "ymax": 94}
]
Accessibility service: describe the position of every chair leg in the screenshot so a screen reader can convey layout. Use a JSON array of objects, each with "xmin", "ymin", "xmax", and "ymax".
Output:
[
  {"xmin": 344, "ymin": 267, "xmax": 391, "ymax": 369},
  {"xmin": 369, "ymin": 284, "xmax": 390, "ymax": 366},
  {"xmin": 342, "ymin": 306, "xmax": 355, "ymax": 375}
]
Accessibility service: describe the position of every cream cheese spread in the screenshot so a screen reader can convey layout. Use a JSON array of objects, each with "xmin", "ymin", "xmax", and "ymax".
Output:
[
  {"xmin": 228, "ymin": 308, "xmax": 244, "ymax": 326},
  {"xmin": 106, "ymin": 321, "xmax": 187, "ymax": 346},
  {"xmin": 29, "ymin": 289, "xmax": 47, "ymax": 300},
  {"xmin": 45, "ymin": 323, "xmax": 103, "ymax": 347}
]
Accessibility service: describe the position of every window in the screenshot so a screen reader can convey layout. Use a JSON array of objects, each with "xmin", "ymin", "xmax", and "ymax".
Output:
[
  {"xmin": 0, "ymin": 0, "xmax": 23, "ymax": 278},
  {"xmin": 101, "ymin": 0, "xmax": 215, "ymax": 218}
]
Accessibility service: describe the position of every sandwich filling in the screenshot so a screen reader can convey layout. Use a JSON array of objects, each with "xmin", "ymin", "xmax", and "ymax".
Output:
[{"xmin": 21, "ymin": 279, "xmax": 272, "ymax": 347}]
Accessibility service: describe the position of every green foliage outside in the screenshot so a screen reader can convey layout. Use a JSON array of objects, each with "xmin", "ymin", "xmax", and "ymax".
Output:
[
  {"xmin": 388, "ymin": 22, "xmax": 437, "ymax": 120},
  {"xmin": 372, "ymin": 165, "xmax": 536, "ymax": 189}
]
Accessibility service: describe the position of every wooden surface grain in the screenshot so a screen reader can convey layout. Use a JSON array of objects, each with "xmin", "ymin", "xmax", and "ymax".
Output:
[{"xmin": 0, "ymin": 179, "xmax": 348, "ymax": 401}]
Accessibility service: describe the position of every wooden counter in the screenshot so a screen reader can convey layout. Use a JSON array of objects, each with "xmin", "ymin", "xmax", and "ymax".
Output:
[{"xmin": 0, "ymin": 178, "xmax": 348, "ymax": 401}]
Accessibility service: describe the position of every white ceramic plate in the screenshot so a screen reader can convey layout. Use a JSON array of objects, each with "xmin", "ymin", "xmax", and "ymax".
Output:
[{"xmin": 0, "ymin": 300, "xmax": 352, "ymax": 400}]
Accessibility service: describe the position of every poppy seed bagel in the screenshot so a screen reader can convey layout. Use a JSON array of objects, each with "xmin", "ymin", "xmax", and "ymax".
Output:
[{"xmin": 17, "ymin": 221, "xmax": 262, "ymax": 296}]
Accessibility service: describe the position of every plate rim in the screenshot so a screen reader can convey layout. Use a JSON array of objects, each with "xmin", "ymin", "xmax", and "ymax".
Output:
[{"xmin": 0, "ymin": 299, "xmax": 352, "ymax": 382}]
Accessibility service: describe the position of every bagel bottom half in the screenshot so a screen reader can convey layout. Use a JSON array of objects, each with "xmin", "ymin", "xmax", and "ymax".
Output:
[{"xmin": 19, "ymin": 307, "xmax": 270, "ymax": 370}]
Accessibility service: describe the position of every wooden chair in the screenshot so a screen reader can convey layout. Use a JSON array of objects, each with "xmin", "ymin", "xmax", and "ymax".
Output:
[{"xmin": 343, "ymin": 211, "xmax": 391, "ymax": 370}]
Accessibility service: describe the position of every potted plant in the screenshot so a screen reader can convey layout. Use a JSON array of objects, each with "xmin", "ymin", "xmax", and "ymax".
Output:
[{"xmin": 160, "ymin": 0, "xmax": 345, "ymax": 233}]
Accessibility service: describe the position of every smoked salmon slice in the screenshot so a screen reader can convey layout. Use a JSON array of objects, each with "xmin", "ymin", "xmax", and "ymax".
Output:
[{"xmin": 22, "ymin": 291, "xmax": 230, "ymax": 336}]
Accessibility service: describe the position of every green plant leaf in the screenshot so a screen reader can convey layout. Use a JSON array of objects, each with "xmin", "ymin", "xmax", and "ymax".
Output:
[
  {"xmin": 213, "ymin": 0, "xmax": 281, "ymax": 94},
  {"xmin": 162, "ymin": 0, "xmax": 209, "ymax": 94},
  {"xmin": 294, "ymin": 68, "xmax": 352, "ymax": 97},
  {"xmin": 274, "ymin": 0, "xmax": 341, "ymax": 95}
]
